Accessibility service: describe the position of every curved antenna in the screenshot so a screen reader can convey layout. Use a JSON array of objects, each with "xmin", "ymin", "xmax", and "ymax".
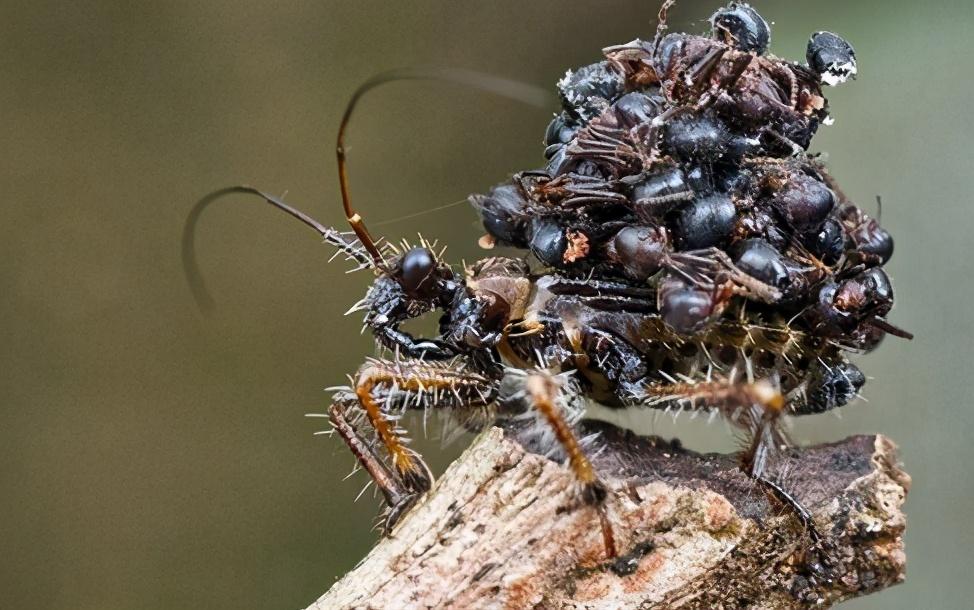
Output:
[
  {"xmin": 182, "ymin": 186, "xmax": 372, "ymax": 313},
  {"xmin": 335, "ymin": 67, "xmax": 554, "ymax": 267},
  {"xmin": 654, "ymin": 0, "xmax": 679, "ymax": 45}
]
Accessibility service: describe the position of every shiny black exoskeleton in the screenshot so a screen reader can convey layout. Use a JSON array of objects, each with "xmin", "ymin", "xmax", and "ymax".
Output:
[
  {"xmin": 470, "ymin": 1, "xmax": 908, "ymax": 359},
  {"xmin": 711, "ymin": 2, "xmax": 771, "ymax": 55},
  {"xmin": 807, "ymin": 31, "xmax": 858, "ymax": 86}
]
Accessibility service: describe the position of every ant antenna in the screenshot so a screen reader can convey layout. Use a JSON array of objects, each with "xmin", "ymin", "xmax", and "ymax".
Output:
[
  {"xmin": 654, "ymin": 0, "xmax": 679, "ymax": 46},
  {"xmin": 182, "ymin": 186, "xmax": 372, "ymax": 313},
  {"xmin": 335, "ymin": 66, "xmax": 553, "ymax": 268}
]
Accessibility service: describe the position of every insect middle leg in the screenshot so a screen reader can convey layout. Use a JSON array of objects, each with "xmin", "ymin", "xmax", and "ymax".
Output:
[
  {"xmin": 522, "ymin": 371, "xmax": 617, "ymax": 558},
  {"xmin": 640, "ymin": 377, "xmax": 786, "ymax": 477}
]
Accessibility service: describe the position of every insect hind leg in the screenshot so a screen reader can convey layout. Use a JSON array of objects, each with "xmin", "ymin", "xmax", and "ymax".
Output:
[{"xmin": 637, "ymin": 376, "xmax": 821, "ymax": 541}]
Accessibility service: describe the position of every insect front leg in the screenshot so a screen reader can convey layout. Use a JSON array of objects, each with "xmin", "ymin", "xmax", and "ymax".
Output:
[
  {"xmin": 520, "ymin": 371, "xmax": 617, "ymax": 559},
  {"xmin": 336, "ymin": 357, "xmax": 499, "ymax": 529},
  {"xmin": 327, "ymin": 402, "xmax": 418, "ymax": 533}
]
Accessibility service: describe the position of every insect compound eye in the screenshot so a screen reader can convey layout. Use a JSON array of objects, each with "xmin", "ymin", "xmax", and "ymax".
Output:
[
  {"xmin": 607, "ymin": 225, "xmax": 670, "ymax": 281},
  {"xmin": 399, "ymin": 247, "xmax": 438, "ymax": 297},
  {"xmin": 557, "ymin": 60, "xmax": 624, "ymax": 122},
  {"xmin": 807, "ymin": 31, "xmax": 857, "ymax": 86},
  {"xmin": 774, "ymin": 173, "xmax": 836, "ymax": 233},
  {"xmin": 658, "ymin": 277, "xmax": 719, "ymax": 335},
  {"xmin": 529, "ymin": 218, "xmax": 569, "ymax": 268},
  {"xmin": 710, "ymin": 2, "xmax": 771, "ymax": 55},
  {"xmin": 731, "ymin": 238, "xmax": 790, "ymax": 289},
  {"xmin": 675, "ymin": 193, "xmax": 738, "ymax": 250}
]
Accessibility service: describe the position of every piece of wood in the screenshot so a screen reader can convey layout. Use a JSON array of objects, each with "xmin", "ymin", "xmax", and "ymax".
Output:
[{"xmin": 310, "ymin": 421, "xmax": 909, "ymax": 609}]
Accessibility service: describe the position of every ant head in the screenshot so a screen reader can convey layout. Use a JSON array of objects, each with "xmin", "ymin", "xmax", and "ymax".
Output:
[
  {"xmin": 711, "ymin": 2, "xmax": 771, "ymax": 55},
  {"xmin": 806, "ymin": 32, "xmax": 857, "ymax": 86}
]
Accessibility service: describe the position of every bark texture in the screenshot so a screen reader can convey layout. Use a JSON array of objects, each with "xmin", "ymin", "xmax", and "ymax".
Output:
[{"xmin": 311, "ymin": 422, "xmax": 909, "ymax": 609}]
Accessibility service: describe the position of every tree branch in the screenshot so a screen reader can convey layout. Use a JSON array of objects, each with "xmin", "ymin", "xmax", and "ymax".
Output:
[{"xmin": 311, "ymin": 421, "xmax": 909, "ymax": 609}]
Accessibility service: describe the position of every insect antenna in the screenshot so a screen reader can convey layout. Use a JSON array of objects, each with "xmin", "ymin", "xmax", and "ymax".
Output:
[
  {"xmin": 182, "ymin": 185, "xmax": 371, "ymax": 313},
  {"xmin": 653, "ymin": 0, "xmax": 679, "ymax": 48},
  {"xmin": 335, "ymin": 66, "xmax": 553, "ymax": 266},
  {"xmin": 185, "ymin": 68, "xmax": 551, "ymax": 313}
]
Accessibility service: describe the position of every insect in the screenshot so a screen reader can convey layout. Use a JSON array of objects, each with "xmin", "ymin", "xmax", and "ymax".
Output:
[{"xmin": 184, "ymin": 2, "xmax": 908, "ymax": 561}]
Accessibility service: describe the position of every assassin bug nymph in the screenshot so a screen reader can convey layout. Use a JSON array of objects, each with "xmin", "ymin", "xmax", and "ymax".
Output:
[
  {"xmin": 187, "ymin": 92, "xmax": 815, "ymax": 563},
  {"xmin": 184, "ymin": 6, "xmax": 900, "ymax": 561}
]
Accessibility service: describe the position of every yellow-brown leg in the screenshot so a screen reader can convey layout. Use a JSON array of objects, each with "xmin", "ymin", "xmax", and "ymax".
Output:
[
  {"xmin": 524, "ymin": 373, "xmax": 616, "ymax": 558},
  {"xmin": 640, "ymin": 377, "xmax": 785, "ymax": 477},
  {"xmin": 353, "ymin": 358, "xmax": 496, "ymax": 493},
  {"xmin": 640, "ymin": 377, "xmax": 820, "ymax": 540}
]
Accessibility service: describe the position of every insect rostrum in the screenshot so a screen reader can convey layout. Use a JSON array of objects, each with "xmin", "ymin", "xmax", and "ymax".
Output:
[{"xmin": 184, "ymin": 2, "xmax": 908, "ymax": 562}]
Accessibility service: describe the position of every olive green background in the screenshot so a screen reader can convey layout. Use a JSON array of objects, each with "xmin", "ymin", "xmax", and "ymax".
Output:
[{"xmin": 2, "ymin": 1, "xmax": 970, "ymax": 608}]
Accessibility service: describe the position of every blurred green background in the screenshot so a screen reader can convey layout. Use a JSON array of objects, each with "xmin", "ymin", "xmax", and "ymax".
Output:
[{"xmin": 1, "ymin": 1, "xmax": 970, "ymax": 608}]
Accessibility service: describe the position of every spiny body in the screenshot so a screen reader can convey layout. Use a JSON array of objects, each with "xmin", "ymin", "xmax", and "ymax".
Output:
[{"xmin": 184, "ymin": 2, "xmax": 907, "ymax": 562}]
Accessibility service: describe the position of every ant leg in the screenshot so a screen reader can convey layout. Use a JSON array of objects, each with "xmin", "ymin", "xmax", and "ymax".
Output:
[
  {"xmin": 523, "ymin": 372, "xmax": 617, "ymax": 559},
  {"xmin": 327, "ymin": 402, "xmax": 418, "ymax": 532}
]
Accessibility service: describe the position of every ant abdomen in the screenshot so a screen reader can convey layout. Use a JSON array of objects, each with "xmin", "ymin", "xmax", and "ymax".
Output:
[
  {"xmin": 658, "ymin": 275, "xmax": 723, "ymax": 334},
  {"xmin": 605, "ymin": 225, "xmax": 670, "ymax": 281},
  {"xmin": 731, "ymin": 238, "xmax": 790, "ymax": 290},
  {"xmin": 674, "ymin": 193, "xmax": 738, "ymax": 250},
  {"xmin": 802, "ymin": 217, "xmax": 846, "ymax": 265},
  {"xmin": 771, "ymin": 172, "xmax": 837, "ymax": 233},
  {"xmin": 469, "ymin": 183, "xmax": 532, "ymax": 248},
  {"xmin": 557, "ymin": 60, "xmax": 625, "ymax": 122}
]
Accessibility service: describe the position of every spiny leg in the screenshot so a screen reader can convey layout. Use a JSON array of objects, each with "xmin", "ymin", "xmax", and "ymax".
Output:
[
  {"xmin": 639, "ymin": 376, "xmax": 821, "ymax": 540},
  {"xmin": 327, "ymin": 402, "xmax": 417, "ymax": 533},
  {"xmin": 524, "ymin": 372, "xmax": 617, "ymax": 559},
  {"xmin": 331, "ymin": 357, "xmax": 497, "ymax": 531},
  {"xmin": 353, "ymin": 357, "xmax": 497, "ymax": 492}
]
